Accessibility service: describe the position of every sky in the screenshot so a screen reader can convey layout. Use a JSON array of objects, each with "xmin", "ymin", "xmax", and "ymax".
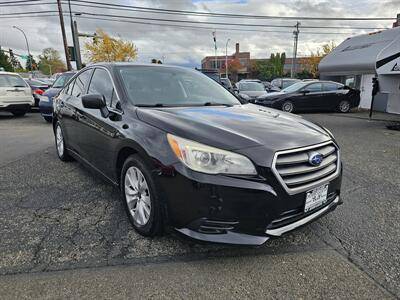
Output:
[{"xmin": 0, "ymin": 0, "xmax": 398, "ymax": 69}]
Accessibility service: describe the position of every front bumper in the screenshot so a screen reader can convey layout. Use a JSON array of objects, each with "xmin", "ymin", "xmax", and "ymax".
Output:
[{"xmin": 158, "ymin": 163, "xmax": 342, "ymax": 246}]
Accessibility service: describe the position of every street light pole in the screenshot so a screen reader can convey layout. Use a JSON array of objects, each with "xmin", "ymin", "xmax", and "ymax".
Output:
[
  {"xmin": 291, "ymin": 22, "xmax": 300, "ymax": 78},
  {"xmin": 13, "ymin": 26, "xmax": 32, "ymax": 75},
  {"xmin": 225, "ymin": 38, "xmax": 230, "ymax": 79}
]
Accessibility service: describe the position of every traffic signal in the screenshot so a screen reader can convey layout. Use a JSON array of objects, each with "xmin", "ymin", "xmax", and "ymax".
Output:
[
  {"xmin": 68, "ymin": 46, "xmax": 76, "ymax": 61},
  {"xmin": 93, "ymin": 33, "xmax": 98, "ymax": 44}
]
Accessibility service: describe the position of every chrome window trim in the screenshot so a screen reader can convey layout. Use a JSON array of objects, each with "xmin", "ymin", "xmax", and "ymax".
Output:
[
  {"xmin": 85, "ymin": 66, "xmax": 122, "ymax": 105},
  {"xmin": 272, "ymin": 140, "xmax": 341, "ymax": 195}
]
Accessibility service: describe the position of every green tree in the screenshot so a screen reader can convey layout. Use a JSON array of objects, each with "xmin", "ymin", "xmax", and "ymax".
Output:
[
  {"xmin": 38, "ymin": 48, "xmax": 66, "ymax": 75},
  {"xmin": 252, "ymin": 52, "xmax": 286, "ymax": 81},
  {"xmin": 0, "ymin": 49, "xmax": 13, "ymax": 72}
]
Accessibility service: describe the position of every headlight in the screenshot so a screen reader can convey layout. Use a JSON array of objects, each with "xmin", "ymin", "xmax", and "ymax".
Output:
[
  {"xmin": 167, "ymin": 134, "xmax": 257, "ymax": 175},
  {"xmin": 39, "ymin": 95, "xmax": 50, "ymax": 102}
]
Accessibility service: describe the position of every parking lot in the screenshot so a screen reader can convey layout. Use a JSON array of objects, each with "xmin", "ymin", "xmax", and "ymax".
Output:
[{"xmin": 0, "ymin": 111, "xmax": 399, "ymax": 298}]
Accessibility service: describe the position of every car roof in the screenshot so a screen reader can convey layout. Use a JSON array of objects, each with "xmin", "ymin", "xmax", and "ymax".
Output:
[
  {"xmin": 88, "ymin": 62, "xmax": 190, "ymax": 70},
  {"xmin": 0, "ymin": 71, "xmax": 23, "ymax": 76}
]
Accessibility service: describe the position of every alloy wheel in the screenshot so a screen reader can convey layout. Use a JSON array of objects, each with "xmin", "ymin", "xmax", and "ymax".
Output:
[
  {"xmin": 339, "ymin": 101, "xmax": 350, "ymax": 113},
  {"xmin": 56, "ymin": 125, "xmax": 64, "ymax": 157},
  {"xmin": 282, "ymin": 101, "xmax": 294, "ymax": 113},
  {"xmin": 124, "ymin": 166, "xmax": 152, "ymax": 226}
]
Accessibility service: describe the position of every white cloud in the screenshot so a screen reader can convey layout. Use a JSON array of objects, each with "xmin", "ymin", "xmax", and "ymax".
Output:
[{"xmin": 0, "ymin": 0, "xmax": 396, "ymax": 68}]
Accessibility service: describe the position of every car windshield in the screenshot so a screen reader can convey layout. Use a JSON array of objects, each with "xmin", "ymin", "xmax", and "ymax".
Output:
[
  {"xmin": 239, "ymin": 82, "xmax": 265, "ymax": 91},
  {"xmin": 0, "ymin": 74, "xmax": 28, "ymax": 87},
  {"xmin": 282, "ymin": 82, "xmax": 308, "ymax": 93},
  {"xmin": 53, "ymin": 73, "xmax": 74, "ymax": 88},
  {"xmin": 118, "ymin": 66, "xmax": 240, "ymax": 107}
]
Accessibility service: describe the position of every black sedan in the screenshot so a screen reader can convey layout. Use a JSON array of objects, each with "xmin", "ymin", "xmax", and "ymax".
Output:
[
  {"xmin": 255, "ymin": 81, "xmax": 360, "ymax": 113},
  {"xmin": 53, "ymin": 63, "xmax": 342, "ymax": 245},
  {"xmin": 234, "ymin": 80, "xmax": 268, "ymax": 102}
]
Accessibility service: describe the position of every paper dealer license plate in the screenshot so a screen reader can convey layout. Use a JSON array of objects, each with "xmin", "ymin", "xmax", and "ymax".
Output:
[{"xmin": 304, "ymin": 184, "xmax": 329, "ymax": 212}]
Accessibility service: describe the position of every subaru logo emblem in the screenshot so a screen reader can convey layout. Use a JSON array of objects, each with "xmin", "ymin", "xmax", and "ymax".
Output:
[{"xmin": 308, "ymin": 151, "xmax": 323, "ymax": 166}]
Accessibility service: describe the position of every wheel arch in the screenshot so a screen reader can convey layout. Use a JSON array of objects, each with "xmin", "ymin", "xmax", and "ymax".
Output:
[{"xmin": 115, "ymin": 141, "xmax": 154, "ymax": 187}]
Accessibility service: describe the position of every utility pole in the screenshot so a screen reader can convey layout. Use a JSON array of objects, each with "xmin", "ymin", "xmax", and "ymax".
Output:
[
  {"xmin": 225, "ymin": 38, "xmax": 230, "ymax": 79},
  {"xmin": 68, "ymin": 0, "xmax": 82, "ymax": 70},
  {"xmin": 57, "ymin": 0, "xmax": 72, "ymax": 70},
  {"xmin": 73, "ymin": 20, "xmax": 82, "ymax": 69},
  {"xmin": 212, "ymin": 31, "xmax": 217, "ymax": 70},
  {"xmin": 291, "ymin": 22, "xmax": 300, "ymax": 78}
]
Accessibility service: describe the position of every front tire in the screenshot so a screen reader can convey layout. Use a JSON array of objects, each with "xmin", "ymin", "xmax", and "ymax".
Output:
[
  {"xmin": 338, "ymin": 100, "xmax": 351, "ymax": 113},
  {"xmin": 121, "ymin": 155, "xmax": 163, "ymax": 237},
  {"xmin": 44, "ymin": 116, "xmax": 52, "ymax": 123},
  {"xmin": 55, "ymin": 122, "xmax": 72, "ymax": 161},
  {"xmin": 281, "ymin": 101, "xmax": 294, "ymax": 113}
]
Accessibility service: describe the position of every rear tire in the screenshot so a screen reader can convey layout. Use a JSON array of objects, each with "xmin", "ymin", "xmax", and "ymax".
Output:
[
  {"xmin": 11, "ymin": 110, "xmax": 27, "ymax": 117},
  {"xmin": 281, "ymin": 101, "xmax": 294, "ymax": 113},
  {"xmin": 338, "ymin": 100, "xmax": 351, "ymax": 113},
  {"xmin": 121, "ymin": 155, "xmax": 164, "ymax": 237},
  {"xmin": 44, "ymin": 116, "xmax": 52, "ymax": 123},
  {"xmin": 55, "ymin": 122, "xmax": 72, "ymax": 161}
]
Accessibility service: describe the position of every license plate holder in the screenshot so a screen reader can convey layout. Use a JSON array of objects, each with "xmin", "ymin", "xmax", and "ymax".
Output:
[{"xmin": 304, "ymin": 184, "xmax": 329, "ymax": 213}]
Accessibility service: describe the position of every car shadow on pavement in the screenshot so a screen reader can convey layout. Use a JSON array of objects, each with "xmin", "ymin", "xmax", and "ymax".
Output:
[{"xmin": 0, "ymin": 148, "xmax": 327, "ymax": 276}]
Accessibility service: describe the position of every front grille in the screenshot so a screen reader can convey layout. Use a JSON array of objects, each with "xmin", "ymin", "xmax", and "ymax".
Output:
[
  {"xmin": 272, "ymin": 141, "xmax": 340, "ymax": 194},
  {"xmin": 268, "ymin": 192, "xmax": 337, "ymax": 229}
]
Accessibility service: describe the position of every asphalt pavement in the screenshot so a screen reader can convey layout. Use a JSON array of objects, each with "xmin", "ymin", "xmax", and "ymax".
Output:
[{"xmin": 0, "ymin": 112, "xmax": 399, "ymax": 299}]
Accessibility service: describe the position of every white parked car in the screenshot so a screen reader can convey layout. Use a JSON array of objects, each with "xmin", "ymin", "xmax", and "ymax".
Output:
[{"xmin": 0, "ymin": 72, "xmax": 34, "ymax": 116}]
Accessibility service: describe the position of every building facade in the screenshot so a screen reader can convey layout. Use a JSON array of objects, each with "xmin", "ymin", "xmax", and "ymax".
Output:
[{"xmin": 201, "ymin": 43, "xmax": 314, "ymax": 82}]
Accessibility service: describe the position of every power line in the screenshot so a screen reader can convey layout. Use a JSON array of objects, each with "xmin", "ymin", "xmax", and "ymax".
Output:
[
  {"xmin": 74, "ymin": 15, "xmax": 365, "ymax": 36},
  {"xmin": 0, "ymin": 1, "xmax": 55, "ymax": 7},
  {"xmin": 0, "ymin": 10, "xmax": 385, "ymax": 33},
  {"xmin": 69, "ymin": 0, "xmax": 396, "ymax": 21},
  {"xmin": 0, "ymin": 11, "xmax": 364, "ymax": 35},
  {"xmin": 0, "ymin": 0, "xmax": 44, "ymax": 5},
  {"xmin": 65, "ymin": 11, "xmax": 392, "ymax": 30}
]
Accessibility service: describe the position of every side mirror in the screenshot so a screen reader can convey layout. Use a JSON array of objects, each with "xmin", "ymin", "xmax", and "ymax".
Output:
[
  {"xmin": 302, "ymin": 90, "xmax": 310, "ymax": 94},
  {"xmin": 82, "ymin": 94, "xmax": 109, "ymax": 118}
]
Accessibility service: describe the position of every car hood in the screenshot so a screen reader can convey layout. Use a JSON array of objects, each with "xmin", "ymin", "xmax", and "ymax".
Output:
[
  {"xmin": 43, "ymin": 87, "xmax": 61, "ymax": 98},
  {"xmin": 136, "ymin": 104, "xmax": 330, "ymax": 153},
  {"xmin": 241, "ymin": 91, "xmax": 268, "ymax": 98}
]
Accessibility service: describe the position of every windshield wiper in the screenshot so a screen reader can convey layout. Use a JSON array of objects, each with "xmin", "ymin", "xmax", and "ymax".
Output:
[
  {"xmin": 136, "ymin": 103, "xmax": 165, "ymax": 107},
  {"xmin": 203, "ymin": 102, "xmax": 233, "ymax": 107}
]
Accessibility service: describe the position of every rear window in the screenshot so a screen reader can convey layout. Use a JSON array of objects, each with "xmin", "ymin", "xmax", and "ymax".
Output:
[
  {"xmin": 0, "ymin": 75, "xmax": 28, "ymax": 88},
  {"xmin": 324, "ymin": 82, "xmax": 343, "ymax": 91}
]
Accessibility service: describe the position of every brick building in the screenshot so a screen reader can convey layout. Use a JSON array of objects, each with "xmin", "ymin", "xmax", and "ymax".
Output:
[
  {"xmin": 201, "ymin": 43, "xmax": 250, "ymax": 81},
  {"xmin": 201, "ymin": 43, "xmax": 315, "ymax": 82}
]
